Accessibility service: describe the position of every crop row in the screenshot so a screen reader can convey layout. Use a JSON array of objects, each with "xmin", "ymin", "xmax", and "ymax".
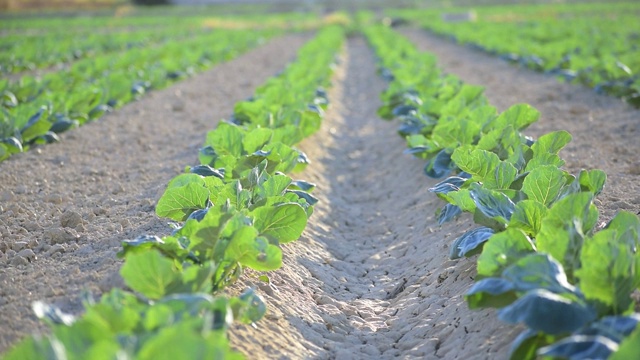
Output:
[
  {"xmin": 0, "ymin": 25, "xmax": 205, "ymax": 74},
  {"xmin": 0, "ymin": 29, "xmax": 276, "ymax": 163},
  {"xmin": 3, "ymin": 25, "xmax": 344, "ymax": 359},
  {"xmin": 364, "ymin": 24, "xmax": 640, "ymax": 359},
  {"xmin": 390, "ymin": 3, "xmax": 640, "ymax": 107}
]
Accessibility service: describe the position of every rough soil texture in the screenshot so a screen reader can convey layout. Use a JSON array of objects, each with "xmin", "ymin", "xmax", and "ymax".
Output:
[
  {"xmin": 1, "ymin": 29, "xmax": 638, "ymax": 360},
  {"xmin": 401, "ymin": 28, "xmax": 640, "ymax": 223},
  {"xmin": 0, "ymin": 33, "xmax": 308, "ymax": 353}
]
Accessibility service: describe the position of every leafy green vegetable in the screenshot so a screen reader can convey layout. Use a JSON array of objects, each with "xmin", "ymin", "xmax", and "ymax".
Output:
[
  {"xmin": 477, "ymin": 228, "xmax": 535, "ymax": 278},
  {"xmin": 536, "ymin": 192, "xmax": 598, "ymax": 280},
  {"xmin": 498, "ymin": 289, "xmax": 596, "ymax": 335},
  {"xmin": 449, "ymin": 227, "xmax": 494, "ymax": 259},
  {"xmin": 251, "ymin": 203, "xmax": 307, "ymax": 243},
  {"xmin": 576, "ymin": 215, "xmax": 640, "ymax": 315},
  {"xmin": 508, "ymin": 200, "xmax": 548, "ymax": 237}
]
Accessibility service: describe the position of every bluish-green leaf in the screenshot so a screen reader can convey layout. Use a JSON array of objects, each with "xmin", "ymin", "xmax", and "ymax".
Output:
[
  {"xmin": 466, "ymin": 278, "xmax": 518, "ymax": 309},
  {"xmin": 498, "ymin": 289, "xmax": 596, "ymax": 334},
  {"xmin": 537, "ymin": 335, "xmax": 618, "ymax": 360},
  {"xmin": 449, "ymin": 227, "xmax": 494, "ymax": 259}
]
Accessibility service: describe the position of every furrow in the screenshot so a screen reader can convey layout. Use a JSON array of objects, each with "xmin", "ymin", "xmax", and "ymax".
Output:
[{"xmin": 229, "ymin": 37, "xmax": 517, "ymax": 360}]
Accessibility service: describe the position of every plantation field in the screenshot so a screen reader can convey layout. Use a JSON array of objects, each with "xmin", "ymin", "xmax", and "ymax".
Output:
[{"xmin": 1, "ymin": 3, "xmax": 640, "ymax": 359}]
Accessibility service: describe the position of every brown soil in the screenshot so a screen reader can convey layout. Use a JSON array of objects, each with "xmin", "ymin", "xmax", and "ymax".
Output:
[{"xmin": 0, "ymin": 30, "xmax": 638, "ymax": 360}]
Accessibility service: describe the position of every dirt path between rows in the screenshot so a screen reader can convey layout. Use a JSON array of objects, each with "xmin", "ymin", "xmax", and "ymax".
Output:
[
  {"xmin": 228, "ymin": 37, "xmax": 517, "ymax": 359},
  {"xmin": 0, "ymin": 33, "xmax": 308, "ymax": 353},
  {"xmin": 401, "ymin": 28, "xmax": 640, "ymax": 223}
]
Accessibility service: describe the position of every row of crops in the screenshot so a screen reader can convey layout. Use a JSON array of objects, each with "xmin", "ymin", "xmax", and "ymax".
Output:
[
  {"xmin": 390, "ymin": 2, "xmax": 640, "ymax": 107},
  {"xmin": 365, "ymin": 24, "xmax": 640, "ymax": 359},
  {"xmin": 4, "ymin": 25, "xmax": 344, "ymax": 359},
  {"xmin": 0, "ymin": 11, "xmax": 331, "ymax": 163},
  {"xmin": 0, "ymin": 28, "xmax": 274, "ymax": 162},
  {"xmin": 0, "ymin": 11, "xmax": 344, "ymax": 163},
  {"xmin": 3, "ymin": 4, "xmax": 640, "ymax": 358}
]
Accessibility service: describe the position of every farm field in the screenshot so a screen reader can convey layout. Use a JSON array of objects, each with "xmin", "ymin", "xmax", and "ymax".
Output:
[
  {"xmin": 1, "ymin": 2, "xmax": 640, "ymax": 359},
  {"xmin": 391, "ymin": 2, "xmax": 640, "ymax": 106}
]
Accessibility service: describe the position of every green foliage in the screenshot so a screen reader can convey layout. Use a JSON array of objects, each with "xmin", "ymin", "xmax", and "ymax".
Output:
[
  {"xmin": 9, "ymin": 26, "xmax": 345, "ymax": 359},
  {"xmin": 365, "ymin": 22, "xmax": 640, "ymax": 360}
]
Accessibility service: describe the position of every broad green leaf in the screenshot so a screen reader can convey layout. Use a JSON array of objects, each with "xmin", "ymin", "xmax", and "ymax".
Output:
[
  {"xmin": 255, "ymin": 174, "xmax": 292, "ymax": 200},
  {"xmin": 508, "ymin": 200, "xmax": 548, "ymax": 236},
  {"xmin": 451, "ymin": 147, "xmax": 500, "ymax": 182},
  {"xmin": 576, "ymin": 228, "xmax": 640, "ymax": 315},
  {"xmin": 477, "ymin": 228, "xmax": 535, "ymax": 278},
  {"xmin": 51, "ymin": 318, "xmax": 120, "ymax": 360},
  {"xmin": 226, "ymin": 226, "xmax": 282, "ymax": 271},
  {"xmin": 156, "ymin": 183, "xmax": 209, "ymax": 221},
  {"xmin": 138, "ymin": 325, "xmax": 242, "ymax": 360},
  {"xmin": 21, "ymin": 117, "xmax": 51, "ymax": 142},
  {"xmin": 444, "ymin": 189, "xmax": 476, "ymax": 213},
  {"xmin": 120, "ymin": 251, "xmax": 180, "ymax": 300},
  {"xmin": 204, "ymin": 122, "xmax": 244, "ymax": 157},
  {"xmin": 524, "ymin": 152, "xmax": 565, "ymax": 172},
  {"xmin": 271, "ymin": 125, "xmax": 303, "ymax": 146},
  {"xmin": 242, "ymin": 128, "xmax": 272, "ymax": 154},
  {"xmin": 211, "ymin": 181, "xmax": 250, "ymax": 210},
  {"xmin": 522, "ymin": 165, "xmax": 567, "ymax": 206},
  {"xmin": 180, "ymin": 206, "xmax": 234, "ymax": 261},
  {"xmin": 120, "ymin": 251, "xmax": 213, "ymax": 300},
  {"xmin": 440, "ymin": 84, "xmax": 485, "ymax": 117},
  {"xmin": 531, "ymin": 130, "xmax": 572, "ymax": 157},
  {"xmin": 498, "ymin": 289, "xmax": 596, "ymax": 335},
  {"xmin": 488, "ymin": 103, "xmax": 540, "ymax": 132},
  {"xmin": 263, "ymin": 142, "xmax": 300, "ymax": 174},
  {"xmin": 298, "ymin": 110, "xmax": 322, "ymax": 137},
  {"xmin": 486, "ymin": 161, "xmax": 518, "ymax": 190},
  {"xmin": 83, "ymin": 302, "xmax": 140, "ymax": 333},
  {"xmin": 604, "ymin": 210, "xmax": 640, "ymax": 248},
  {"xmin": 432, "ymin": 119, "xmax": 481, "ymax": 148},
  {"xmin": 578, "ymin": 169, "xmax": 607, "ymax": 196},
  {"xmin": 476, "ymin": 125, "xmax": 524, "ymax": 163},
  {"xmin": 536, "ymin": 192, "xmax": 598, "ymax": 280},
  {"xmin": 167, "ymin": 173, "xmax": 206, "ymax": 189},
  {"xmin": 251, "ymin": 203, "xmax": 307, "ymax": 243}
]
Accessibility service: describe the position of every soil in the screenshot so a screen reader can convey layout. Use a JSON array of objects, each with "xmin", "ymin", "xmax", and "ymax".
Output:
[{"xmin": 0, "ymin": 29, "xmax": 638, "ymax": 360}]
